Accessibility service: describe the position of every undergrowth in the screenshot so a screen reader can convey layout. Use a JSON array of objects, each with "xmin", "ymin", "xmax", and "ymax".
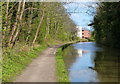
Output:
[{"xmin": 2, "ymin": 44, "xmax": 47, "ymax": 82}]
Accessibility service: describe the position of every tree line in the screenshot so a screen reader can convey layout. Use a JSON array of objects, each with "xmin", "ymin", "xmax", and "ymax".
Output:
[
  {"xmin": 2, "ymin": 2, "xmax": 78, "ymax": 48},
  {"xmin": 93, "ymin": 2, "xmax": 120, "ymax": 48}
]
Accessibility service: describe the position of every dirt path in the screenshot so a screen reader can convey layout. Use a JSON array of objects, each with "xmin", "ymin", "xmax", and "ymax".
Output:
[{"xmin": 15, "ymin": 44, "xmax": 63, "ymax": 82}]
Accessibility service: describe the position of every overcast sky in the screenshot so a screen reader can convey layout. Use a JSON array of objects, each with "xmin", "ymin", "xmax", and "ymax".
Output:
[{"xmin": 64, "ymin": 2, "xmax": 98, "ymax": 30}]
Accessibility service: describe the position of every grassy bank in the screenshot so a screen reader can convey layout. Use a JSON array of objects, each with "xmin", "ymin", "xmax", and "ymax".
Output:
[
  {"xmin": 56, "ymin": 47, "xmax": 70, "ymax": 82},
  {"xmin": 2, "ymin": 44, "xmax": 47, "ymax": 82},
  {"xmin": 78, "ymin": 38, "xmax": 95, "ymax": 42},
  {"xmin": 55, "ymin": 40, "xmax": 95, "ymax": 82},
  {"xmin": 56, "ymin": 41, "xmax": 81, "ymax": 82}
]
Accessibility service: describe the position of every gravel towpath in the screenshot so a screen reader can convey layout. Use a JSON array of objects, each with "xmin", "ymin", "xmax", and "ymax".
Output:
[{"xmin": 15, "ymin": 44, "xmax": 63, "ymax": 82}]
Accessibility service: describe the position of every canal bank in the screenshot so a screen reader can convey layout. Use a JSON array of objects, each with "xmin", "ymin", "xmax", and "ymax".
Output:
[{"xmin": 56, "ymin": 41, "xmax": 81, "ymax": 82}]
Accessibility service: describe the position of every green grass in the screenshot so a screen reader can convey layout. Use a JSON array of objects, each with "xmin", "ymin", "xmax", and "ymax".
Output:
[
  {"xmin": 2, "ymin": 44, "xmax": 47, "ymax": 82},
  {"xmin": 56, "ymin": 48, "xmax": 70, "ymax": 82}
]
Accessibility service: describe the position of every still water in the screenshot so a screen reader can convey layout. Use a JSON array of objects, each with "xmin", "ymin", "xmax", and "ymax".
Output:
[{"xmin": 62, "ymin": 42, "xmax": 120, "ymax": 82}]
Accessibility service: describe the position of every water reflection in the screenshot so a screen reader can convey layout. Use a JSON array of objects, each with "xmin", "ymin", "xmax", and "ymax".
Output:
[
  {"xmin": 77, "ymin": 49, "xmax": 82, "ymax": 57},
  {"xmin": 62, "ymin": 42, "xmax": 120, "ymax": 82}
]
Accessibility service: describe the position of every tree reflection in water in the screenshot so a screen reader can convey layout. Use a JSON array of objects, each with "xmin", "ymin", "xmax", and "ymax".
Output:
[{"xmin": 62, "ymin": 42, "xmax": 120, "ymax": 82}]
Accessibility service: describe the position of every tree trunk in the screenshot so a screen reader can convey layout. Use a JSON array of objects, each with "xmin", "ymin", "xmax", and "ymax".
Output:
[
  {"xmin": 26, "ymin": 6, "xmax": 33, "ymax": 44},
  {"xmin": 32, "ymin": 10, "xmax": 45, "ymax": 46},
  {"xmin": 10, "ymin": 0, "xmax": 26, "ymax": 47},
  {"xmin": 8, "ymin": 1, "xmax": 22, "ymax": 47},
  {"xmin": 54, "ymin": 22, "xmax": 59, "ymax": 39},
  {"xmin": 2, "ymin": 0, "xmax": 9, "ymax": 41},
  {"xmin": 44, "ymin": 15, "xmax": 50, "ymax": 40}
]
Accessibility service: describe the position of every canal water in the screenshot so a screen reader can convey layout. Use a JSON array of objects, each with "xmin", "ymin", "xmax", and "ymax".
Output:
[{"xmin": 62, "ymin": 42, "xmax": 120, "ymax": 82}]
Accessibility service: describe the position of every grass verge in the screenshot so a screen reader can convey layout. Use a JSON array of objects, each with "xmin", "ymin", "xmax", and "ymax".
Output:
[
  {"xmin": 2, "ymin": 44, "xmax": 47, "ymax": 82},
  {"xmin": 56, "ymin": 47, "xmax": 70, "ymax": 82}
]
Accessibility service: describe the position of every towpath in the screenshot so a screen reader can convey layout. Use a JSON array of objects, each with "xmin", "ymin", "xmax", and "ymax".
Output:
[{"xmin": 15, "ymin": 44, "xmax": 63, "ymax": 82}]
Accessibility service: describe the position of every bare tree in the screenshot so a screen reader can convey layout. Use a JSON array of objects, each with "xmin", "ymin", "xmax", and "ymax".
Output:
[
  {"xmin": 8, "ymin": 1, "xmax": 22, "ymax": 47},
  {"xmin": 32, "ymin": 4, "xmax": 45, "ymax": 46},
  {"xmin": 11, "ymin": 0, "xmax": 26, "ymax": 47}
]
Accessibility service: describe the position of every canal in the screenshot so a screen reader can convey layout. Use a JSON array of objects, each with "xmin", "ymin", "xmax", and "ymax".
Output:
[{"xmin": 62, "ymin": 42, "xmax": 120, "ymax": 82}]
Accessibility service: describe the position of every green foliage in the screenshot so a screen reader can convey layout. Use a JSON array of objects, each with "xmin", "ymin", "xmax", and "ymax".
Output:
[
  {"xmin": 93, "ymin": 2, "xmax": 120, "ymax": 48},
  {"xmin": 87, "ymin": 38, "xmax": 95, "ymax": 42},
  {"xmin": 2, "ymin": 44, "xmax": 47, "ymax": 82},
  {"xmin": 2, "ymin": 2, "xmax": 78, "ymax": 82},
  {"xmin": 2, "ymin": 2, "xmax": 78, "ymax": 47},
  {"xmin": 56, "ymin": 48, "xmax": 70, "ymax": 82},
  {"xmin": 79, "ymin": 39, "xmax": 88, "ymax": 42}
]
